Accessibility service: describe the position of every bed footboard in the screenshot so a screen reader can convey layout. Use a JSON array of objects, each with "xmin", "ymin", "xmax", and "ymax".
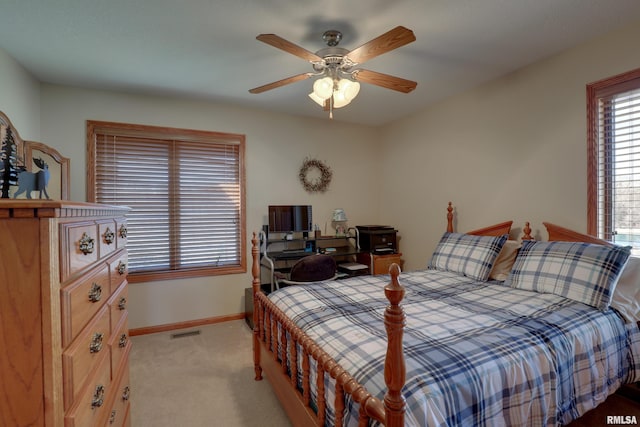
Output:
[{"xmin": 251, "ymin": 232, "xmax": 406, "ymax": 426}]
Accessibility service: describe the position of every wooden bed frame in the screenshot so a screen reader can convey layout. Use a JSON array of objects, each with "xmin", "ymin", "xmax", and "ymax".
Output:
[
  {"xmin": 250, "ymin": 202, "xmax": 514, "ymax": 426},
  {"xmin": 250, "ymin": 203, "xmax": 612, "ymax": 426}
]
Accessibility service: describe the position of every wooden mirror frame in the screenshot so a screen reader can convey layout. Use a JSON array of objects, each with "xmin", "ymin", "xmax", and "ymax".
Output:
[{"xmin": 0, "ymin": 111, "xmax": 70, "ymax": 200}]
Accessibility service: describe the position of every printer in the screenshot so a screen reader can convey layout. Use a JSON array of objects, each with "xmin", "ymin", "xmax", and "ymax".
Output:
[{"xmin": 356, "ymin": 225, "xmax": 398, "ymax": 254}]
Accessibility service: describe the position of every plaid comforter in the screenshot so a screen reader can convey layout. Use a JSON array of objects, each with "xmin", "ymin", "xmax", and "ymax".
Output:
[{"xmin": 268, "ymin": 269, "xmax": 640, "ymax": 427}]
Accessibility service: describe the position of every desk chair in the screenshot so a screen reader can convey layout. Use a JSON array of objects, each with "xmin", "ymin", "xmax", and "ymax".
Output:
[{"xmin": 275, "ymin": 254, "xmax": 338, "ymax": 288}]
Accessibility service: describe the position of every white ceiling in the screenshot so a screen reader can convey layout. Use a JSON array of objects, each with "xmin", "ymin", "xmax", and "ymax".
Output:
[{"xmin": 2, "ymin": 0, "xmax": 640, "ymax": 126}]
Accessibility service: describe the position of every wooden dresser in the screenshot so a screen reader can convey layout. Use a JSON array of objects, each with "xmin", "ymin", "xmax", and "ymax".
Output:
[{"xmin": 0, "ymin": 201, "xmax": 131, "ymax": 427}]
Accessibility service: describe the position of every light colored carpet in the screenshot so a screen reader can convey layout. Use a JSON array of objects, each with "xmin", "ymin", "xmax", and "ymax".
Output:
[{"xmin": 129, "ymin": 320, "xmax": 292, "ymax": 427}]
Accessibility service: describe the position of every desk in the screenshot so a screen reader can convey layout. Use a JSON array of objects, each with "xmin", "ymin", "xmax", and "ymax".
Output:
[{"xmin": 261, "ymin": 233, "xmax": 361, "ymax": 291}]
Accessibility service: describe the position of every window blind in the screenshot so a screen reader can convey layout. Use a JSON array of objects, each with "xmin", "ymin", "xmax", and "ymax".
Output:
[
  {"xmin": 592, "ymin": 77, "xmax": 640, "ymax": 254},
  {"xmin": 89, "ymin": 122, "xmax": 245, "ymax": 281}
]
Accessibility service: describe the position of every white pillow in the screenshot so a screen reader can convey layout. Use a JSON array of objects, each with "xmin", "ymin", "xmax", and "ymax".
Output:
[{"xmin": 611, "ymin": 256, "xmax": 640, "ymax": 323}]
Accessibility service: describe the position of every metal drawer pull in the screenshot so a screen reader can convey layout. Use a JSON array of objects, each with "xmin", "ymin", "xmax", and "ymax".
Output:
[
  {"xmin": 119, "ymin": 333, "xmax": 128, "ymax": 348},
  {"xmin": 89, "ymin": 332, "xmax": 104, "ymax": 353},
  {"xmin": 117, "ymin": 261, "xmax": 126, "ymax": 275},
  {"xmin": 109, "ymin": 410, "xmax": 117, "ymax": 424},
  {"xmin": 91, "ymin": 384, "xmax": 105, "ymax": 408},
  {"xmin": 79, "ymin": 232, "xmax": 95, "ymax": 255},
  {"xmin": 118, "ymin": 297, "xmax": 127, "ymax": 310},
  {"xmin": 119, "ymin": 224, "xmax": 128, "ymax": 239},
  {"xmin": 88, "ymin": 283, "xmax": 102, "ymax": 303},
  {"xmin": 122, "ymin": 385, "xmax": 130, "ymax": 402},
  {"xmin": 103, "ymin": 227, "xmax": 115, "ymax": 245}
]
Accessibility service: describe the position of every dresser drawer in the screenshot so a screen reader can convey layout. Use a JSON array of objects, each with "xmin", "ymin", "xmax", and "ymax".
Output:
[
  {"xmin": 116, "ymin": 219, "xmax": 128, "ymax": 250},
  {"xmin": 110, "ymin": 314, "xmax": 130, "ymax": 377},
  {"xmin": 109, "ymin": 250, "xmax": 128, "ymax": 294},
  {"xmin": 99, "ymin": 220, "xmax": 118, "ymax": 259},
  {"xmin": 61, "ymin": 262, "xmax": 111, "ymax": 347},
  {"xmin": 62, "ymin": 305, "xmax": 112, "ymax": 410},
  {"xmin": 65, "ymin": 350, "xmax": 112, "ymax": 427},
  {"xmin": 109, "ymin": 282, "xmax": 128, "ymax": 334},
  {"xmin": 119, "ymin": 405, "xmax": 131, "ymax": 427},
  {"xmin": 60, "ymin": 221, "xmax": 99, "ymax": 281},
  {"xmin": 104, "ymin": 355, "xmax": 131, "ymax": 427}
]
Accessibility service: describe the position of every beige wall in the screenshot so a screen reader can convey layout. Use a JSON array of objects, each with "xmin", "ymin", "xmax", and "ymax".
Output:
[
  {"xmin": 0, "ymin": 48, "xmax": 41, "ymax": 140},
  {"xmin": 2, "ymin": 17, "xmax": 640, "ymax": 329},
  {"xmin": 379, "ymin": 20, "xmax": 640, "ymax": 271},
  {"xmin": 38, "ymin": 85, "xmax": 382, "ymax": 329}
]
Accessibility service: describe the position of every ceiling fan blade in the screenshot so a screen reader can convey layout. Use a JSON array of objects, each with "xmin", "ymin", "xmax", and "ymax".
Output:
[
  {"xmin": 249, "ymin": 73, "xmax": 313, "ymax": 94},
  {"xmin": 256, "ymin": 34, "xmax": 323, "ymax": 62},
  {"xmin": 346, "ymin": 26, "xmax": 416, "ymax": 65},
  {"xmin": 354, "ymin": 69, "xmax": 417, "ymax": 93}
]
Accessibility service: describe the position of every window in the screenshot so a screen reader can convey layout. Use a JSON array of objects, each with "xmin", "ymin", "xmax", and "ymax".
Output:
[
  {"xmin": 587, "ymin": 68, "xmax": 640, "ymax": 255},
  {"xmin": 87, "ymin": 121, "xmax": 246, "ymax": 282}
]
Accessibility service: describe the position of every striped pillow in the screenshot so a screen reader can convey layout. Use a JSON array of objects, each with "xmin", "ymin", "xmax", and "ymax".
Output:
[
  {"xmin": 428, "ymin": 232, "xmax": 508, "ymax": 281},
  {"xmin": 505, "ymin": 240, "xmax": 631, "ymax": 310}
]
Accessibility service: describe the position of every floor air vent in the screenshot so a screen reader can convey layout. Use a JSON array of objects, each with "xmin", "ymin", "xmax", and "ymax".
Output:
[{"xmin": 170, "ymin": 330, "xmax": 201, "ymax": 339}]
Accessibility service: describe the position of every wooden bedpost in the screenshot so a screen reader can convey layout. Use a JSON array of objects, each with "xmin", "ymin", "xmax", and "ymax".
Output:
[
  {"xmin": 522, "ymin": 222, "xmax": 533, "ymax": 240},
  {"xmin": 251, "ymin": 232, "xmax": 263, "ymax": 381},
  {"xmin": 383, "ymin": 263, "xmax": 406, "ymax": 427},
  {"xmin": 447, "ymin": 201, "xmax": 454, "ymax": 232}
]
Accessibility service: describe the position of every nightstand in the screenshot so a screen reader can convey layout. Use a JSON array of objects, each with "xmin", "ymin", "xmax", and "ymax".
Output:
[{"xmin": 357, "ymin": 252, "xmax": 404, "ymax": 275}]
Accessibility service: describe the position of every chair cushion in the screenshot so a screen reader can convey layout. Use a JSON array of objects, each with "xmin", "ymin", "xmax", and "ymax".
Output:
[{"xmin": 289, "ymin": 254, "xmax": 337, "ymax": 282}]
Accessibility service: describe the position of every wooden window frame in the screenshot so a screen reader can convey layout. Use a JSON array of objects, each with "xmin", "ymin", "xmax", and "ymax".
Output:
[
  {"xmin": 587, "ymin": 67, "xmax": 640, "ymax": 245},
  {"xmin": 87, "ymin": 120, "xmax": 246, "ymax": 282}
]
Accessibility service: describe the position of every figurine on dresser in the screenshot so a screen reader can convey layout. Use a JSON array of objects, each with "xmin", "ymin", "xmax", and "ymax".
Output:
[
  {"xmin": 12, "ymin": 157, "xmax": 51, "ymax": 199},
  {"xmin": 0, "ymin": 122, "xmax": 19, "ymax": 198},
  {"xmin": 0, "ymin": 110, "xmax": 69, "ymax": 200}
]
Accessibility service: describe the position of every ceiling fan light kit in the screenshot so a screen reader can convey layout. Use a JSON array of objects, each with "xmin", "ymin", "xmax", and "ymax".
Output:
[
  {"xmin": 309, "ymin": 76, "xmax": 360, "ymax": 113},
  {"xmin": 312, "ymin": 76, "xmax": 334, "ymax": 100},
  {"xmin": 249, "ymin": 26, "xmax": 417, "ymax": 119}
]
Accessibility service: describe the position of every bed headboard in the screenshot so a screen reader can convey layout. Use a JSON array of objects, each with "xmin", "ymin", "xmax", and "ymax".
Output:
[
  {"xmin": 0, "ymin": 111, "xmax": 70, "ymax": 199},
  {"xmin": 446, "ymin": 201, "xmax": 513, "ymax": 237},
  {"xmin": 543, "ymin": 222, "xmax": 613, "ymax": 246},
  {"xmin": 466, "ymin": 221, "xmax": 514, "ymax": 237},
  {"xmin": 445, "ymin": 202, "xmax": 614, "ymax": 245}
]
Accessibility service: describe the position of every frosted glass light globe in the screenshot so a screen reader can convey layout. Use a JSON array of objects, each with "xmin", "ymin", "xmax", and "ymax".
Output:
[
  {"xmin": 313, "ymin": 77, "xmax": 334, "ymax": 100},
  {"xmin": 338, "ymin": 79, "xmax": 360, "ymax": 101}
]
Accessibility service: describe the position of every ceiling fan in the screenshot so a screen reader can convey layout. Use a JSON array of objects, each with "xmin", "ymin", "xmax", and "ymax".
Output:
[{"xmin": 249, "ymin": 26, "xmax": 417, "ymax": 118}]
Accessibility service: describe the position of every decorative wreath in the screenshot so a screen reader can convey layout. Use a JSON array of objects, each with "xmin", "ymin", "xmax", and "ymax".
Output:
[{"xmin": 299, "ymin": 158, "xmax": 332, "ymax": 193}]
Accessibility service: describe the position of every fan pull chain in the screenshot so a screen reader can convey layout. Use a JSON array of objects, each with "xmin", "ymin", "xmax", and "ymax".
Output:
[{"xmin": 329, "ymin": 96, "xmax": 334, "ymax": 119}]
